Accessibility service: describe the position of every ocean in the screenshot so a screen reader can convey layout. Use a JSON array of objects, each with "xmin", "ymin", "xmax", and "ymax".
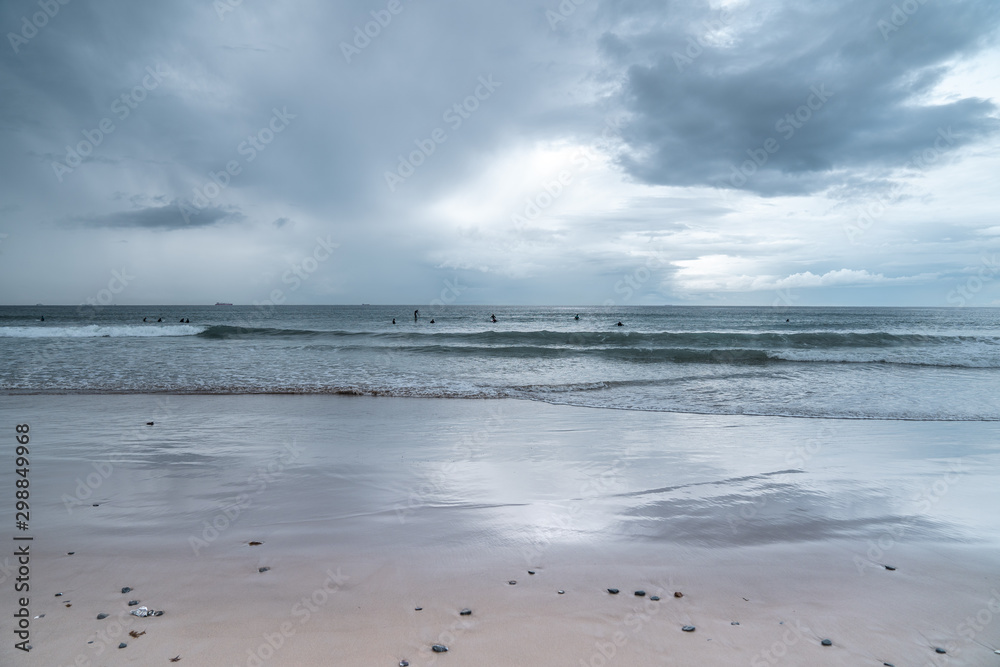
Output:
[{"xmin": 2, "ymin": 304, "xmax": 998, "ymax": 420}]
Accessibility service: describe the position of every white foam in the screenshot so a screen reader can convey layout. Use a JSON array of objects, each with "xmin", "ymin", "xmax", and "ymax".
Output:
[{"xmin": 0, "ymin": 325, "xmax": 206, "ymax": 338}]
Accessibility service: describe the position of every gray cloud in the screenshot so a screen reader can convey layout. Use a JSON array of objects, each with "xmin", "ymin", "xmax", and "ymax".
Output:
[{"xmin": 0, "ymin": 0, "xmax": 997, "ymax": 306}]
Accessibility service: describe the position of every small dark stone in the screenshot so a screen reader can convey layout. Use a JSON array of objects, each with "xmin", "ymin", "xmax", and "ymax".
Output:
[
  {"xmin": 674, "ymin": 591, "xmax": 683, "ymax": 598},
  {"xmin": 459, "ymin": 609, "xmax": 472, "ymax": 616},
  {"xmin": 431, "ymin": 645, "xmax": 448, "ymax": 653},
  {"xmin": 607, "ymin": 588, "xmax": 619, "ymax": 594},
  {"xmin": 67, "ymin": 552, "xmax": 75, "ymax": 555},
  {"xmin": 146, "ymin": 422, "xmax": 154, "ymax": 426},
  {"xmin": 128, "ymin": 600, "xmax": 139, "ymax": 606},
  {"xmin": 258, "ymin": 567, "xmax": 270, "ymax": 573},
  {"xmin": 821, "ymin": 639, "xmax": 832, "ymax": 646},
  {"xmin": 731, "ymin": 621, "xmax": 740, "ymax": 625},
  {"xmin": 118, "ymin": 642, "xmax": 127, "ymax": 649},
  {"xmin": 682, "ymin": 625, "xmax": 696, "ymax": 632},
  {"xmin": 121, "ymin": 587, "xmax": 132, "ymax": 594},
  {"xmin": 884, "ymin": 663, "xmax": 896, "ymax": 666},
  {"xmin": 400, "ymin": 661, "xmax": 409, "ymax": 667},
  {"xmin": 509, "ymin": 580, "xmax": 516, "ymax": 585},
  {"xmin": 650, "ymin": 596, "xmax": 660, "ymax": 601},
  {"xmin": 557, "ymin": 590, "xmax": 565, "ymax": 594},
  {"xmin": 55, "ymin": 593, "xmax": 62, "ymax": 596},
  {"xmin": 153, "ymin": 611, "xmax": 164, "ymax": 616},
  {"xmin": 415, "ymin": 607, "xmax": 422, "ymax": 611},
  {"xmin": 884, "ymin": 565, "xmax": 896, "ymax": 571},
  {"xmin": 96, "ymin": 613, "xmax": 108, "ymax": 620},
  {"xmin": 528, "ymin": 570, "xmax": 535, "ymax": 575},
  {"xmin": 634, "ymin": 590, "xmax": 645, "ymax": 597},
  {"xmin": 935, "ymin": 648, "xmax": 946, "ymax": 654},
  {"xmin": 93, "ymin": 504, "xmax": 99, "ymax": 507}
]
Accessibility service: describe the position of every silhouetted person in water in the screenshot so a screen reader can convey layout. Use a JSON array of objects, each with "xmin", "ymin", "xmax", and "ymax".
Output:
[
  {"xmin": 574, "ymin": 314, "xmax": 579, "ymax": 320},
  {"xmin": 40, "ymin": 316, "xmax": 44, "ymax": 321},
  {"xmin": 430, "ymin": 319, "xmax": 435, "ymax": 323},
  {"xmin": 491, "ymin": 314, "xmax": 497, "ymax": 323},
  {"xmin": 143, "ymin": 317, "xmax": 147, "ymax": 322},
  {"xmin": 414, "ymin": 310, "xmax": 419, "ymax": 321},
  {"xmin": 616, "ymin": 321, "xmax": 623, "ymax": 327},
  {"xmin": 392, "ymin": 318, "xmax": 396, "ymax": 324},
  {"xmin": 157, "ymin": 318, "xmax": 162, "ymax": 322}
]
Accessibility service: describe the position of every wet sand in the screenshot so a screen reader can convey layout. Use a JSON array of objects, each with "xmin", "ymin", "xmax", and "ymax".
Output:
[{"xmin": 1, "ymin": 394, "xmax": 999, "ymax": 665}]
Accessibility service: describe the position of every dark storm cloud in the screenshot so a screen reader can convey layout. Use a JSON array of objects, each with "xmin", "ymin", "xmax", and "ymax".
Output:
[
  {"xmin": 77, "ymin": 203, "xmax": 243, "ymax": 230},
  {"xmin": 595, "ymin": 0, "xmax": 1000, "ymax": 195}
]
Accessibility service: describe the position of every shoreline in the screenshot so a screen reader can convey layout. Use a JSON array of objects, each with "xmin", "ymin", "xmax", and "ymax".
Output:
[{"xmin": 1, "ymin": 394, "xmax": 998, "ymax": 665}]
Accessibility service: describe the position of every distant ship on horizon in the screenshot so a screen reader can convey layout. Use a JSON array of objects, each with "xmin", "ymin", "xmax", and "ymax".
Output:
[{"xmin": 214, "ymin": 302, "xmax": 233, "ymax": 306}]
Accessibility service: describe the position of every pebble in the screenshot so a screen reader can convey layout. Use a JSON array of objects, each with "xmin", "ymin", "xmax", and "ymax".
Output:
[
  {"xmin": 731, "ymin": 621, "xmax": 739, "ymax": 625},
  {"xmin": 509, "ymin": 581, "xmax": 516, "ymax": 585},
  {"xmin": 821, "ymin": 639, "xmax": 832, "ymax": 646},
  {"xmin": 400, "ymin": 661, "xmax": 409, "ymax": 667},
  {"xmin": 460, "ymin": 609, "xmax": 472, "ymax": 616},
  {"xmin": 128, "ymin": 600, "xmax": 139, "ymax": 606},
  {"xmin": 118, "ymin": 642, "xmax": 127, "ymax": 649},
  {"xmin": 96, "ymin": 613, "xmax": 108, "ymax": 620},
  {"xmin": 557, "ymin": 590, "xmax": 565, "ymax": 595},
  {"xmin": 682, "ymin": 626, "xmax": 696, "ymax": 632},
  {"xmin": 884, "ymin": 565, "xmax": 896, "ymax": 571},
  {"xmin": 55, "ymin": 593, "xmax": 62, "ymax": 596},
  {"xmin": 121, "ymin": 587, "xmax": 132, "ymax": 594},
  {"xmin": 93, "ymin": 504, "xmax": 100, "ymax": 507},
  {"xmin": 608, "ymin": 588, "xmax": 619, "ymax": 594},
  {"xmin": 634, "ymin": 590, "xmax": 645, "ymax": 597},
  {"xmin": 431, "ymin": 645, "xmax": 448, "ymax": 653},
  {"xmin": 650, "ymin": 596, "xmax": 660, "ymax": 601},
  {"xmin": 67, "ymin": 552, "xmax": 75, "ymax": 555},
  {"xmin": 259, "ymin": 567, "xmax": 270, "ymax": 573},
  {"xmin": 884, "ymin": 663, "xmax": 896, "ymax": 666},
  {"xmin": 528, "ymin": 570, "xmax": 535, "ymax": 575},
  {"xmin": 154, "ymin": 611, "xmax": 164, "ymax": 617},
  {"xmin": 935, "ymin": 648, "xmax": 946, "ymax": 654},
  {"xmin": 415, "ymin": 607, "xmax": 422, "ymax": 611},
  {"xmin": 674, "ymin": 592, "xmax": 683, "ymax": 598},
  {"xmin": 33, "ymin": 614, "xmax": 45, "ymax": 619}
]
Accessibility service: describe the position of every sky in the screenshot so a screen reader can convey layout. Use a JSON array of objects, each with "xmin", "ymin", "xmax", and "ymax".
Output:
[{"xmin": 1, "ymin": 0, "xmax": 998, "ymax": 307}]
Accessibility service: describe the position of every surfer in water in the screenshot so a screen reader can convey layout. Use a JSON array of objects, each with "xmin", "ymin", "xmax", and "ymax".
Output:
[
  {"xmin": 574, "ymin": 314, "xmax": 579, "ymax": 320},
  {"xmin": 414, "ymin": 309, "xmax": 419, "ymax": 321},
  {"xmin": 616, "ymin": 321, "xmax": 624, "ymax": 327},
  {"xmin": 490, "ymin": 314, "xmax": 497, "ymax": 323}
]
